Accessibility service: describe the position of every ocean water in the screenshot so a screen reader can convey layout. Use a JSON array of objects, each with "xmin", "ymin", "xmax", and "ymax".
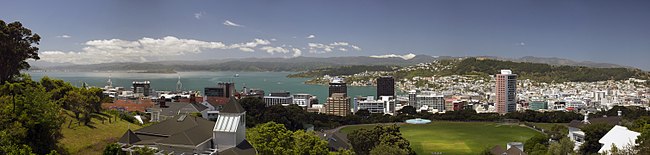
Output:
[{"xmin": 27, "ymin": 71, "xmax": 376, "ymax": 103}]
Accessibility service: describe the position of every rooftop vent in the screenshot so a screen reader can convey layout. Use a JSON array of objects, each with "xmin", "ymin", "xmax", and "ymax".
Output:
[{"xmin": 177, "ymin": 115, "xmax": 187, "ymax": 122}]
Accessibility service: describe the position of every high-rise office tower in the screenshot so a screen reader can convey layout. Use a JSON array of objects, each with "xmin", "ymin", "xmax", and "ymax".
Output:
[
  {"xmin": 329, "ymin": 78, "xmax": 347, "ymax": 97},
  {"xmin": 324, "ymin": 93, "xmax": 351, "ymax": 116},
  {"xmin": 495, "ymin": 70, "xmax": 517, "ymax": 114},
  {"xmin": 376, "ymin": 76, "xmax": 395, "ymax": 97}
]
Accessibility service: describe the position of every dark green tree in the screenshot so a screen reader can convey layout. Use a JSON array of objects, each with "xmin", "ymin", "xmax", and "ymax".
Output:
[
  {"xmin": 0, "ymin": 20, "xmax": 41, "ymax": 84},
  {"xmin": 103, "ymin": 143, "xmax": 122, "ymax": 155},
  {"xmin": 239, "ymin": 97, "xmax": 267, "ymax": 127},
  {"xmin": 348, "ymin": 125, "xmax": 414, "ymax": 155},
  {"xmin": 355, "ymin": 109, "xmax": 371, "ymax": 118},
  {"xmin": 547, "ymin": 137, "xmax": 575, "ymax": 155},
  {"xmin": 524, "ymin": 134, "xmax": 549, "ymax": 155},
  {"xmin": 133, "ymin": 146, "xmax": 155, "ymax": 155},
  {"xmin": 293, "ymin": 130, "xmax": 329, "ymax": 155},
  {"xmin": 246, "ymin": 122, "xmax": 294, "ymax": 154},
  {"xmin": 636, "ymin": 124, "xmax": 650, "ymax": 155},
  {"xmin": 369, "ymin": 144, "xmax": 407, "ymax": 155},
  {"xmin": 579, "ymin": 123, "xmax": 613, "ymax": 154},
  {"xmin": 0, "ymin": 78, "xmax": 64, "ymax": 154}
]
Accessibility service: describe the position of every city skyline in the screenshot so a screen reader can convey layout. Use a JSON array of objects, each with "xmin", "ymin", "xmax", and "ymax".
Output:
[{"xmin": 2, "ymin": 0, "xmax": 650, "ymax": 70}]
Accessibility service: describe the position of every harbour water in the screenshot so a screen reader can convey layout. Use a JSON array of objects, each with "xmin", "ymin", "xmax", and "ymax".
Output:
[{"xmin": 27, "ymin": 71, "xmax": 376, "ymax": 103}]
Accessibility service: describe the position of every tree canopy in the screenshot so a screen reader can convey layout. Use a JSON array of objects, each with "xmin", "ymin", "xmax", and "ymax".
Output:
[
  {"xmin": 348, "ymin": 125, "xmax": 414, "ymax": 155},
  {"xmin": 246, "ymin": 122, "xmax": 329, "ymax": 155},
  {"xmin": 0, "ymin": 75, "xmax": 64, "ymax": 154},
  {"xmin": 0, "ymin": 20, "xmax": 41, "ymax": 84}
]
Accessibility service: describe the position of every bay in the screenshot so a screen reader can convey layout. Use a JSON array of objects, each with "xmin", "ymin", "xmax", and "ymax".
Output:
[{"xmin": 27, "ymin": 71, "xmax": 376, "ymax": 103}]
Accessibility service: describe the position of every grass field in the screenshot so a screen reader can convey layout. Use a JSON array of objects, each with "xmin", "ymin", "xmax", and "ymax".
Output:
[
  {"xmin": 340, "ymin": 122, "xmax": 542, "ymax": 155},
  {"xmin": 58, "ymin": 111, "xmax": 142, "ymax": 155}
]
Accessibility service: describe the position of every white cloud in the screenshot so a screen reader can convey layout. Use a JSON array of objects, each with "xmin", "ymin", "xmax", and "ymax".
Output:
[
  {"xmin": 56, "ymin": 35, "xmax": 71, "ymax": 38},
  {"xmin": 228, "ymin": 38, "xmax": 270, "ymax": 52},
  {"xmin": 40, "ymin": 36, "xmax": 364, "ymax": 64},
  {"xmin": 369, "ymin": 53, "xmax": 417, "ymax": 60},
  {"xmin": 194, "ymin": 12, "xmax": 204, "ymax": 19},
  {"xmin": 306, "ymin": 34, "xmax": 315, "ymax": 39},
  {"xmin": 40, "ymin": 36, "xmax": 272, "ymax": 64},
  {"xmin": 308, "ymin": 41, "xmax": 361, "ymax": 53},
  {"xmin": 223, "ymin": 20, "xmax": 243, "ymax": 27},
  {"xmin": 260, "ymin": 46, "xmax": 290, "ymax": 55},
  {"xmin": 291, "ymin": 48, "xmax": 302, "ymax": 57},
  {"xmin": 519, "ymin": 42, "xmax": 526, "ymax": 46}
]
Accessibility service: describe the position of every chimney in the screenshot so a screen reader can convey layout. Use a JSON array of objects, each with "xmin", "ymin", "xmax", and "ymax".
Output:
[
  {"xmin": 617, "ymin": 110, "xmax": 622, "ymax": 117},
  {"xmin": 190, "ymin": 94, "xmax": 196, "ymax": 104}
]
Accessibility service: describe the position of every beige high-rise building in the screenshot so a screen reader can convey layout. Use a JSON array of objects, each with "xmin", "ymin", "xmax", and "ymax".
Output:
[
  {"xmin": 324, "ymin": 93, "xmax": 351, "ymax": 116},
  {"xmin": 496, "ymin": 70, "xmax": 517, "ymax": 114}
]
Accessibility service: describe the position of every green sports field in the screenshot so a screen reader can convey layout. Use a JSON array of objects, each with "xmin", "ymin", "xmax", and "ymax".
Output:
[{"xmin": 340, "ymin": 121, "xmax": 542, "ymax": 155}]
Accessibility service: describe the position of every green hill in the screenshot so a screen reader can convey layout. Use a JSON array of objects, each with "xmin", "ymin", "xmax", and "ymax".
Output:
[
  {"xmin": 448, "ymin": 58, "xmax": 650, "ymax": 82},
  {"xmin": 393, "ymin": 58, "xmax": 650, "ymax": 83},
  {"xmin": 58, "ymin": 110, "xmax": 142, "ymax": 155}
]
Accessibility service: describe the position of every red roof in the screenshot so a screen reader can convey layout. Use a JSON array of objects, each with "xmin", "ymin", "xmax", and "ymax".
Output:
[
  {"xmin": 206, "ymin": 97, "xmax": 229, "ymax": 106},
  {"xmin": 102, "ymin": 99, "xmax": 154, "ymax": 112}
]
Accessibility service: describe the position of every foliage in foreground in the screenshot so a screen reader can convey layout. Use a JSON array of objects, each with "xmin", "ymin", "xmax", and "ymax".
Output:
[
  {"xmin": 246, "ymin": 122, "xmax": 330, "ymax": 155},
  {"xmin": 348, "ymin": 125, "xmax": 414, "ymax": 155}
]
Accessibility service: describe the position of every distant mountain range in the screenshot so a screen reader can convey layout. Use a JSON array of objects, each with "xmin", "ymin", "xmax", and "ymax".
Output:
[{"xmin": 29, "ymin": 55, "xmax": 635, "ymax": 72}]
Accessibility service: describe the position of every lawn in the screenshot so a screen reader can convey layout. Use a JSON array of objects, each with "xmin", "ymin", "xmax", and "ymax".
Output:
[
  {"xmin": 340, "ymin": 121, "xmax": 542, "ymax": 155},
  {"xmin": 58, "ymin": 110, "xmax": 142, "ymax": 155}
]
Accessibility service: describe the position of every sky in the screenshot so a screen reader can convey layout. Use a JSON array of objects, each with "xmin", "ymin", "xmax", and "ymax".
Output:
[{"xmin": 2, "ymin": 0, "xmax": 650, "ymax": 69}]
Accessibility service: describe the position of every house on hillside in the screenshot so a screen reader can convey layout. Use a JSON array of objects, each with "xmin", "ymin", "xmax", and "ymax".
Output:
[
  {"xmin": 567, "ymin": 112, "xmax": 622, "ymax": 151},
  {"xmin": 119, "ymin": 97, "xmax": 256, "ymax": 155},
  {"xmin": 598, "ymin": 125, "xmax": 640, "ymax": 154}
]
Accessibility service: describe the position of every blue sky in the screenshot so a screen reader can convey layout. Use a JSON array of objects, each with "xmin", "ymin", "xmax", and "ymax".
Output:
[{"xmin": 2, "ymin": 0, "xmax": 650, "ymax": 69}]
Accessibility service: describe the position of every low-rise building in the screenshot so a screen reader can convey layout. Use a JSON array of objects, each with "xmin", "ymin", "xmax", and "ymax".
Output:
[
  {"xmin": 293, "ymin": 93, "xmax": 316, "ymax": 109},
  {"xmin": 263, "ymin": 91, "xmax": 293, "ymax": 107}
]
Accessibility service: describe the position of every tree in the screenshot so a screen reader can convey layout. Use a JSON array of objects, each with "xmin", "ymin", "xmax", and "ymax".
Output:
[
  {"xmin": 548, "ymin": 125, "xmax": 568, "ymax": 141},
  {"xmin": 246, "ymin": 122, "xmax": 334, "ymax": 155},
  {"xmin": 103, "ymin": 143, "xmax": 122, "ymax": 155},
  {"xmin": 369, "ymin": 144, "xmax": 407, "ymax": 155},
  {"xmin": 330, "ymin": 149, "xmax": 355, "ymax": 155},
  {"xmin": 636, "ymin": 124, "xmax": 650, "ymax": 155},
  {"xmin": 579, "ymin": 123, "xmax": 613, "ymax": 154},
  {"xmin": 246, "ymin": 122, "xmax": 294, "ymax": 154},
  {"xmin": 348, "ymin": 125, "xmax": 414, "ymax": 155},
  {"xmin": 0, "ymin": 79, "xmax": 64, "ymax": 154},
  {"xmin": 239, "ymin": 97, "xmax": 267, "ymax": 127},
  {"xmin": 133, "ymin": 146, "xmax": 155, "ymax": 155},
  {"xmin": 524, "ymin": 134, "xmax": 549, "ymax": 155},
  {"xmin": 547, "ymin": 137, "xmax": 575, "ymax": 155},
  {"xmin": 355, "ymin": 109, "xmax": 370, "ymax": 118},
  {"xmin": 293, "ymin": 130, "xmax": 329, "ymax": 155},
  {"xmin": 63, "ymin": 89, "xmax": 88, "ymax": 121},
  {"xmin": 397, "ymin": 106, "xmax": 416, "ymax": 115},
  {"xmin": 0, "ymin": 20, "xmax": 41, "ymax": 84}
]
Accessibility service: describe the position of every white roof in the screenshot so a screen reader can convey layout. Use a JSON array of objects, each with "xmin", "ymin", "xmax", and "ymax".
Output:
[
  {"xmin": 500, "ymin": 70, "xmax": 512, "ymax": 74},
  {"xmin": 214, "ymin": 114, "xmax": 241, "ymax": 133},
  {"xmin": 598, "ymin": 125, "xmax": 640, "ymax": 153}
]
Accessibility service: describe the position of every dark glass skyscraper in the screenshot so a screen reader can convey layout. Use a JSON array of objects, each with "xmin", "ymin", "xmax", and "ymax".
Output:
[
  {"xmin": 205, "ymin": 82, "xmax": 236, "ymax": 97},
  {"xmin": 376, "ymin": 76, "xmax": 395, "ymax": 97},
  {"xmin": 328, "ymin": 78, "xmax": 347, "ymax": 97}
]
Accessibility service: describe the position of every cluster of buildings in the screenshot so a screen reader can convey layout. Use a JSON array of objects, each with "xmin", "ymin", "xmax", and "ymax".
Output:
[
  {"xmin": 99, "ymin": 65, "xmax": 648, "ymax": 154},
  {"xmin": 318, "ymin": 59, "xmax": 650, "ymax": 115}
]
